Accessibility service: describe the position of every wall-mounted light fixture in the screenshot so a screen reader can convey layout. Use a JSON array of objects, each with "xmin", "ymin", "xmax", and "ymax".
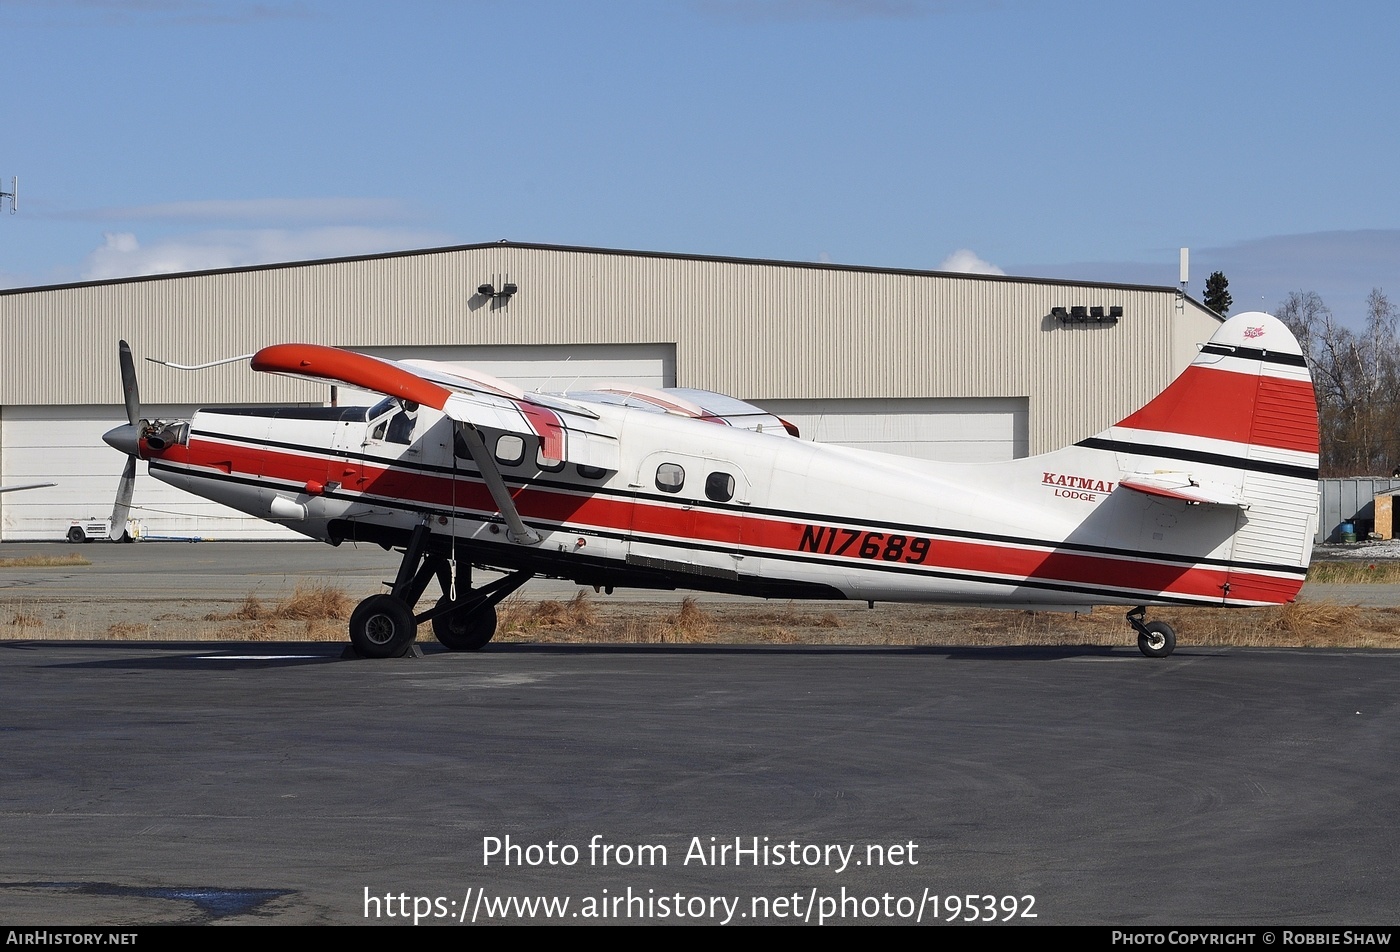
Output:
[
  {"xmin": 477, "ymin": 282, "xmax": 519, "ymax": 300},
  {"xmin": 1052, "ymin": 305, "xmax": 1121, "ymax": 325}
]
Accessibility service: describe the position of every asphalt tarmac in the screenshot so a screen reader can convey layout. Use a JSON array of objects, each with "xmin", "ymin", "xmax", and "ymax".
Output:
[
  {"xmin": 3, "ymin": 539, "xmax": 1396, "ymax": 605},
  {"xmin": 2, "ymin": 543, "xmax": 1399, "ymax": 926}
]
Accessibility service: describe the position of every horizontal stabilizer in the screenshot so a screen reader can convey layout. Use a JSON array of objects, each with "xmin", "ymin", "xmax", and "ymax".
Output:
[{"xmin": 1118, "ymin": 473, "xmax": 1249, "ymax": 509}]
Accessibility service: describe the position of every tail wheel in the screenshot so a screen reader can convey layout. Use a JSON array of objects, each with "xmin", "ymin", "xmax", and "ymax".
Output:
[
  {"xmin": 431, "ymin": 597, "xmax": 498, "ymax": 651},
  {"xmin": 349, "ymin": 594, "xmax": 418, "ymax": 658},
  {"xmin": 1137, "ymin": 621, "xmax": 1177, "ymax": 658}
]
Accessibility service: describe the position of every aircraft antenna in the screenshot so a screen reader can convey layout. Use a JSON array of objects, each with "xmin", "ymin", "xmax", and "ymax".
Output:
[
  {"xmin": 1177, "ymin": 247, "xmax": 1189, "ymax": 312},
  {"xmin": 539, "ymin": 355, "xmax": 573, "ymax": 395},
  {"xmin": 1, "ymin": 176, "xmax": 16, "ymax": 214}
]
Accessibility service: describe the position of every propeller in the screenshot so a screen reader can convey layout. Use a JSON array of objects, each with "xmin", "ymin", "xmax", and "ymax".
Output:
[
  {"xmin": 119, "ymin": 339, "xmax": 141, "ymax": 427},
  {"xmin": 103, "ymin": 340, "xmax": 143, "ymax": 539}
]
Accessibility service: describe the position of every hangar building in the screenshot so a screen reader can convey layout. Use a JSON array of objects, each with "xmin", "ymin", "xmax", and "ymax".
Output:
[{"xmin": 0, "ymin": 241, "xmax": 1222, "ymax": 541}]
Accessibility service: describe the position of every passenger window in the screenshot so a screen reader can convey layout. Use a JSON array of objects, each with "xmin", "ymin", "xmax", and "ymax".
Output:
[
  {"xmin": 705, "ymin": 472, "xmax": 735, "ymax": 502},
  {"xmin": 495, "ymin": 434, "xmax": 525, "ymax": 466},
  {"xmin": 536, "ymin": 448, "xmax": 565, "ymax": 473},
  {"xmin": 656, "ymin": 463, "xmax": 685, "ymax": 494},
  {"xmin": 577, "ymin": 464, "xmax": 606, "ymax": 480}
]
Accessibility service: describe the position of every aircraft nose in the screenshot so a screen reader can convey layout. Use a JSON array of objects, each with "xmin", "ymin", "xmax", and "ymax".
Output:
[{"xmin": 103, "ymin": 423, "xmax": 141, "ymax": 457}]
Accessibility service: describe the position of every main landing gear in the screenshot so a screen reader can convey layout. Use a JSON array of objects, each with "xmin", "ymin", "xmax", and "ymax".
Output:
[
  {"xmin": 347, "ymin": 524, "xmax": 532, "ymax": 658},
  {"xmin": 1127, "ymin": 606, "xmax": 1176, "ymax": 658}
]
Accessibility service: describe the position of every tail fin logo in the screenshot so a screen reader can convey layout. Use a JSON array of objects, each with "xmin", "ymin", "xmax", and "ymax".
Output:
[{"xmin": 1243, "ymin": 325, "xmax": 1265, "ymax": 339}]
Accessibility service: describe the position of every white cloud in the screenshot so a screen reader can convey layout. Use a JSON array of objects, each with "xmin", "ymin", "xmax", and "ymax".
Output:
[
  {"xmin": 80, "ymin": 226, "xmax": 454, "ymax": 281},
  {"xmin": 938, "ymin": 248, "xmax": 1005, "ymax": 275}
]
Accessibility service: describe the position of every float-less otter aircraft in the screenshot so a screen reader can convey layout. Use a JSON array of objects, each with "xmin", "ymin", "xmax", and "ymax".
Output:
[{"xmin": 103, "ymin": 312, "xmax": 1318, "ymax": 659}]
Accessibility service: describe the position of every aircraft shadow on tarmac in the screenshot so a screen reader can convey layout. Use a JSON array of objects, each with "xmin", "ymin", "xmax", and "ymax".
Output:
[{"xmin": 0, "ymin": 638, "xmax": 1227, "ymax": 671}]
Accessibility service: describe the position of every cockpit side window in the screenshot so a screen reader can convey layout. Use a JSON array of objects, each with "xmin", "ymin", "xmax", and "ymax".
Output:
[
  {"xmin": 365, "ymin": 397, "xmax": 417, "ymax": 445},
  {"xmin": 386, "ymin": 408, "xmax": 417, "ymax": 445}
]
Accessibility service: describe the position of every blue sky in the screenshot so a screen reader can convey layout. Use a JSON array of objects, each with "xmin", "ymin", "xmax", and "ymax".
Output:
[{"xmin": 2, "ymin": 0, "xmax": 1397, "ymax": 324}]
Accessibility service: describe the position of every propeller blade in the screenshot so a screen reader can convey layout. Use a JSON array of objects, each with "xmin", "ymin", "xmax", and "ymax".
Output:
[
  {"xmin": 119, "ymin": 340, "xmax": 141, "ymax": 427},
  {"xmin": 110, "ymin": 455, "xmax": 135, "ymax": 536}
]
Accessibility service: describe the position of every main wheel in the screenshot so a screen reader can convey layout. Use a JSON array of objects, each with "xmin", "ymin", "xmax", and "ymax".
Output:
[
  {"xmin": 431, "ymin": 597, "xmax": 497, "ymax": 651},
  {"xmin": 348, "ymin": 594, "xmax": 418, "ymax": 658},
  {"xmin": 1137, "ymin": 620, "xmax": 1176, "ymax": 658},
  {"xmin": 66, "ymin": 526, "xmax": 85, "ymax": 544}
]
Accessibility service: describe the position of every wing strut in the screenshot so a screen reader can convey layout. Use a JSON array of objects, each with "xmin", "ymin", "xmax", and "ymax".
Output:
[{"xmin": 455, "ymin": 422, "xmax": 542, "ymax": 545}]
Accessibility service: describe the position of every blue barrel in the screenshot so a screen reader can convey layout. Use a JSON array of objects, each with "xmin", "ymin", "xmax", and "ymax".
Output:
[{"xmin": 1341, "ymin": 521, "xmax": 1357, "ymax": 543}]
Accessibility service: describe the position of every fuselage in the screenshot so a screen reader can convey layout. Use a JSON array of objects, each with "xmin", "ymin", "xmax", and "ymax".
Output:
[{"xmin": 134, "ymin": 391, "xmax": 1308, "ymax": 609}]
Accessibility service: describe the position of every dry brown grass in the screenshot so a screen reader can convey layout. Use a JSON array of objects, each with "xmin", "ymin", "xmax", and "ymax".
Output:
[
  {"xmin": 498, "ymin": 590, "xmax": 599, "ymax": 636},
  {"xmin": 0, "ymin": 553, "xmax": 90, "ymax": 568},
  {"xmin": 9, "ymin": 577, "xmax": 1400, "ymax": 650},
  {"xmin": 206, "ymin": 583, "xmax": 352, "ymax": 623},
  {"xmin": 659, "ymin": 597, "xmax": 713, "ymax": 642},
  {"xmin": 1306, "ymin": 561, "xmax": 1400, "ymax": 584},
  {"xmin": 496, "ymin": 592, "xmax": 724, "ymax": 644}
]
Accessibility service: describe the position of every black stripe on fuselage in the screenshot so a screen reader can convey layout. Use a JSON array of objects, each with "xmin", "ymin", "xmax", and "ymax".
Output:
[
  {"xmin": 151, "ymin": 455, "xmax": 1305, "ymax": 605},
  {"xmin": 176, "ymin": 429, "xmax": 1312, "ymax": 576},
  {"xmin": 1075, "ymin": 437, "xmax": 1318, "ymax": 481}
]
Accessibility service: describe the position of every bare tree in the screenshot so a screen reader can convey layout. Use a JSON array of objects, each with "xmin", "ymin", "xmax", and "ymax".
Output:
[{"xmin": 1277, "ymin": 289, "xmax": 1400, "ymax": 475}]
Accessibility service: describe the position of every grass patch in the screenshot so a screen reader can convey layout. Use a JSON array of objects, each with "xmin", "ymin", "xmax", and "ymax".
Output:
[
  {"xmin": 0, "ymin": 553, "xmax": 90, "ymax": 568},
  {"xmin": 1306, "ymin": 561, "xmax": 1400, "ymax": 584},
  {"xmin": 206, "ymin": 583, "xmax": 352, "ymax": 623},
  {"xmin": 11, "ymin": 581, "xmax": 1400, "ymax": 651}
]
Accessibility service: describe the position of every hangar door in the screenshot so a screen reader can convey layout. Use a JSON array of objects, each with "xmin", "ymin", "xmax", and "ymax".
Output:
[
  {"xmin": 0, "ymin": 343, "xmax": 676, "ymax": 542},
  {"xmin": 0, "ymin": 403, "xmax": 304, "ymax": 542},
  {"xmin": 755, "ymin": 397, "xmax": 1029, "ymax": 463}
]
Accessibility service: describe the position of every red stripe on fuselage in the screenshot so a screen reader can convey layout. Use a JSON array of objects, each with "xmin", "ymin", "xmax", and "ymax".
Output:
[{"xmin": 163, "ymin": 436, "xmax": 1302, "ymax": 605}]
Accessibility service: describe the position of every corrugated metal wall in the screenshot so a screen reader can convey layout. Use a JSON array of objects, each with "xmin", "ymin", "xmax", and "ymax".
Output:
[
  {"xmin": 1317, "ymin": 478, "xmax": 1400, "ymax": 543},
  {"xmin": 0, "ymin": 242, "xmax": 1221, "ymax": 455}
]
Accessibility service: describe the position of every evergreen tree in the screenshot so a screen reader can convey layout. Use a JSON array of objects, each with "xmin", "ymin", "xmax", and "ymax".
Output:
[{"xmin": 1204, "ymin": 271, "xmax": 1232, "ymax": 316}]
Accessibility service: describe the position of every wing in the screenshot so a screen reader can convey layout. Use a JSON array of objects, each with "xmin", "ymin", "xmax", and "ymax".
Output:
[
  {"xmin": 250, "ymin": 344, "xmax": 620, "ymax": 470},
  {"xmin": 250, "ymin": 344, "xmax": 622, "ymax": 545},
  {"xmin": 581, "ymin": 383, "xmax": 800, "ymax": 436}
]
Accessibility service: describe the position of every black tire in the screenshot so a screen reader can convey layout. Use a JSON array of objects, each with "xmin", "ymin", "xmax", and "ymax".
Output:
[
  {"xmin": 1137, "ymin": 620, "xmax": 1176, "ymax": 658},
  {"xmin": 348, "ymin": 594, "xmax": 418, "ymax": 658},
  {"xmin": 431, "ymin": 597, "xmax": 497, "ymax": 651},
  {"xmin": 66, "ymin": 526, "xmax": 85, "ymax": 544}
]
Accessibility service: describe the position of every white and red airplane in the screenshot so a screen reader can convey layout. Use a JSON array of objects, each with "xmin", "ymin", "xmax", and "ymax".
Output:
[{"xmin": 103, "ymin": 311, "xmax": 1318, "ymax": 659}]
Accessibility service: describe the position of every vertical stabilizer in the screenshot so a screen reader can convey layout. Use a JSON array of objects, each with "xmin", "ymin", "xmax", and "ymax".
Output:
[{"xmin": 1086, "ymin": 312, "xmax": 1319, "ymax": 603}]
